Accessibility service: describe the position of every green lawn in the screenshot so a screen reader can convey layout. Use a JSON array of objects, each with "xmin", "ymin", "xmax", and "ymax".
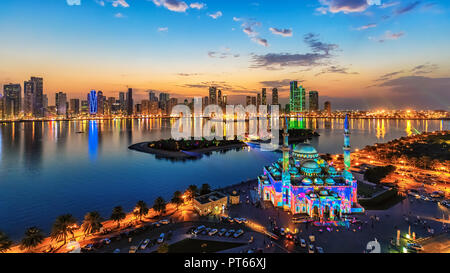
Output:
[{"xmin": 167, "ymin": 239, "xmax": 245, "ymax": 253}]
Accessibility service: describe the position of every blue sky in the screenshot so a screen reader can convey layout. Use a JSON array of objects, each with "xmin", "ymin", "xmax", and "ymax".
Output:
[{"xmin": 0, "ymin": 0, "xmax": 449, "ymax": 109}]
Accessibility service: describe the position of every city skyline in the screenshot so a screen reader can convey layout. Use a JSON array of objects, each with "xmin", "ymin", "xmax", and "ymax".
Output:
[{"xmin": 1, "ymin": 0, "xmax": 450, "ymax": 109}]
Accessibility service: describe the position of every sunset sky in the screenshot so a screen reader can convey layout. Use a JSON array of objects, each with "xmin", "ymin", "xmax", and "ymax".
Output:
[{"xmin": 0, "ymin": 0, "xmax": 449, "ymax": 109}]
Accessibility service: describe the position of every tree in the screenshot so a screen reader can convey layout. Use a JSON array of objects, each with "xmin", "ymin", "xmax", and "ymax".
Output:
[
  {"xmin": 171, "ymin": 191, "xmax": 184, "ymax": 210},
  {"xmin": 110, "ymin": 206, "xmax": 126, "ymax": 228},
  {"xmin": 50, "ymin": 214, "xmax": 77, "ymax": 244},
  {"xmin": 185, "ymin": 185, "xmax": 198, "ymax": 201},
  {"xmin": 82, "ymin": 211, "xmax": 103, "ymax": 235},
  {"xmin": 20, "ymin": 226, "xmax": 44, "ymax": 251},
  {"xmin": 157, "ymin": 242, "xmax": 169, "ymax": 253},
  {"xmin": 134, "ymin": 201, "xmax": 149, "ymax": 221},
  {"xmin": 200, "ymin": 183, "xmax": 212, "ymax": 195},
  {"xmin": 0, "ymin": 231, "xmax": 12, "ymax": 253},
  {"xmin": 153, "ymin": 197, "xmax": 166, "ymax": 216}
]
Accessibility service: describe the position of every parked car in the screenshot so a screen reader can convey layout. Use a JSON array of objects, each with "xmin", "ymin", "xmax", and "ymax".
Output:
[
  {"xmin": 160, "ymin": 219, "xmax": 170, "ymax": 225},
  {"xmin": 193, "ymin": 225, "xmax": 205, "ymax": 235},
  {"xmin": 300, "ymin": 239, "xmax": 306, "ymax": 248},
  {"xmin": 316, "ymin": 246, "xmax": 324, "ymax": 253},
  {"xmin": 140, "ymin": 239, "xmax": 150, "ymax": 250},
  {"xmin": 129, "ymin": 246, "xmax": 138, "ymax": 253},
  {"xmin": 240, "ymin": 218, "xmax": 248, "ymax": 224},
  {"xmin": 233, "ymin": 229, "xmax": 244, "ymax": 238},
  {"xmin": 234, "ymin": 218, "xmax": 242, "ymax": 224},
  {"xmin": 209, "ymin": 229, "xmax": 218, "ymax": 236},
  {"xmin": 201, "ymin": 227, "xmax": 211, "ymax": 235},
  {"xmin": 157, "ymin": 233, "xmax": 165, "ymax": 244},
  {"xmin": 227, "ymin": 217, "xmax": 234, "ymax": 223},
  {"xmin": 308, "ymin": 244, "xmax": 315, "ymax": 253},
  {"xmin": 218, "ymin": 228, "xmax": 227, "ymax": 236},
  {"xmin": 102, "ymin": 238, "xmax": 111, "ymax": 245},
  {"xmin": 407, "ymin": 243, "xmax": 424, "ymax": 251},
  {"xmin": 113, "ymin": 249, "xmax": 121, "ymax": 253},
  {"xmin": 83, "ymin": 244, "xmax": 94, "ymax": 252},
  {"xmin": 225, "ymin": 229, "xmax": 235, "ymax": 237}
]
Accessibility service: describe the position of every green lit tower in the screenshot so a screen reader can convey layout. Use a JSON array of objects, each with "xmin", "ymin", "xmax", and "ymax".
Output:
[
  {"xmin": 282, "ymin": 117, "xmax": 291, "ymax": 210},
  {"xmin": 289, "ymin": 81, "xmax": 305, "ymax": 114}
]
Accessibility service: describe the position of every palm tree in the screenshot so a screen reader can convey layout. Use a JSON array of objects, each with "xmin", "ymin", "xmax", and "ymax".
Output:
[
  {"xmin": 82, "ymin": 211, "xmax": 103, "ymax": 235},
  {"xmin": 50, "ymin": 214, "xmax": 77, "ymax": 244},
  {"xmin": 20, "ymin": 226, "xmax": 44, "ymax": 251},
  {"xmin": 134, "ymin": 201, "xmax": 149, "ymax": 221},
  {"xmin": 153, "ymin": 197, "xmax": 166, "ymax": 216},
  {"xmin": 171, "ymin": 191, "xmax": 184, "ymax": 210},
  {"xmin": 185, "ymin": 185, "xmax": 198, "ymax": 201},
  {"xmin": 0, "ymin": 231, "xmax": 12, "ymax": 253},
  {"xmin": 200, "ymin": 183, "xmax": 212, "ymax": 195},
  {"xmin": 110, "ymin": 206, "xmax": 126, "ymax": 228}
]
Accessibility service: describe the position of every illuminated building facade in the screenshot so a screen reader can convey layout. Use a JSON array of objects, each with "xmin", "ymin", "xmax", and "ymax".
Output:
[
  {"xmin": 89, "ymin": 90, "xmax": 98, "ymax": 115},
  {"xmin": 258, "ymin": 115, "xmax": 359, "ymax": 219},
  {"xmin": 290, "ymin": 81, "xmax": 306, "ymax": 113}
]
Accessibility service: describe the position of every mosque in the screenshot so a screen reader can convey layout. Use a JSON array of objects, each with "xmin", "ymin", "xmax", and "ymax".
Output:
[{"xmin": 258, "ymin": 115, "xmax": 360, "ymax": 219}]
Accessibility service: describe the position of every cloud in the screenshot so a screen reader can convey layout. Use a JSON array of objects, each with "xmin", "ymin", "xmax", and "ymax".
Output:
[
  {"xmin": 252, "ymin": 37, "xmax": 269, "ymax": 47},
  {"xmin": 95, "ymin": 0, "xmax": 105, "ymax": 6},
  {"xmin": 157, "ymin": 27, "xmax": 168, "ymax": 32},
  {"xmin": 380, "ymin": 1, "xmax": 400, "ymax": 8},
  {"xmin": 66, "ymin": 0, "xmax": 81, "ymax": 6},
  {"xmin": 259, "ymin": 79, "xmax": 293, "ymax": 88},
  {"xmin": 395, "ymin": 1, "xmax": 421, "ymax": 15},
  {"xmin": 208, "ymin": 11, "xmax": 223, "ymax": 19},
  {"xmin": 317, "ymin": 0, "xmax": 369, "ymax": 14},
  {"xmin": 233, "ymin": 17, "xmax": 242, "ymax": 22},
  {"xmin": 114, "ymin": 12, "xmax": 125, "ymax": 18},
  {"xmin": 356, "ymin": 23, "xmax": 377, "ymax": 30},
  {"xmin": 189, "ymin": 2, "xmax": 205, "ymax": 9},
  {"xmin": 250, "ymin": 33, "xmax": 338, "ymax": 69},
  {"xmin": 411, "ymin": 63, "xmax": 439, "ymax": 74},
  {"xmin": 315, "ymin": 65, "xmax": 359, "ymax": 76},
  {"xmin": 207, "ymin": 50, "xmax": 240, "ymax": 59},
  {"xmin": 177, "ymin": 73, "xmax": 201, "ymax": 77},
  {"xmin": 152, "ymin": 0, "xmax": 189, "ymax": 12},
  {"xmin": 375, "ymin": 70, "xmax": 404, "ymax": 82},
  {"xmin": 237, "ymin": 19, "xmax": 269, "ymax": 47},
  {"xmin": 112, "ymin": 0, "xmax": 129, "ymax": 8},
  {"xmin": 269, "ymin": 27, "xmax": 293, "ymax": 37},
  {"xmin": 369, "ymin": 31, "xmax": 404, "ymax": 42}
]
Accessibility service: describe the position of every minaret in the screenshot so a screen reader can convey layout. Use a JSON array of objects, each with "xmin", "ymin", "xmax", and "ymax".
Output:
[
  {"xmin": 282, "ymin": 117, "xmax": 291, "ymax": 210},
  {"xmin": 343, "ymin": 114, "xmax": 352, "ymax": 181}
]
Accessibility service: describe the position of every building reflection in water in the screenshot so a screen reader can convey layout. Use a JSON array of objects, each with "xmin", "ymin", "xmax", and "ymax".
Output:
[
  {"xmin": 88, "ymin": 120, "xmax": 99, "ymax": 161},
  {"xmin": 23, "ymin": 122, "xmax": 43, "ymax": 170}
]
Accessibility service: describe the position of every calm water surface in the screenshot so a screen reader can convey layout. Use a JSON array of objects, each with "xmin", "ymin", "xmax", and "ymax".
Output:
[{"xmin": 0, "ymin": 118, "xmax": 448, "ymax": 239}]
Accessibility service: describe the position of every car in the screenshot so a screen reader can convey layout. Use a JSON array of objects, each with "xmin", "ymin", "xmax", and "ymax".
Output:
[
  {"xmin": 129, "ymin": 246, "xmax": 138, "ymax": 253},
  {"xmin": 440, "ymin": 200, "xmax": 450, "ymax": 208},
  {"xmin": 234, "ymin": 218, "xmax": 242, "ymax": 224},
  {"xmin": 113, "ymin": 249, "xmax": 121, "ymax": 253},
  {"xmin": 316, "ymin": 246, "xmax": 324, "ymax": 253},
  {"xmin": 83, "ymin": 244, "xmax": 94, "ymax": 251},
  {"xmin": 218, "ymin": 228, "xmax": 227, "ymax": 236},
  {"xmin": 407, "ymin": 243, "xmax": 424, "ymax": 251},
  {"xmin": 102, "ymin": 238, "xmax": 111, "ymax": 245},
  {"xmin": 240, "ymin": 218, "xmax": 248, "ymax": 224},
  {"xmin": 193, "ymin": 225, "xmax": 206, "ymax": 235},
  {"xmin": 209, "ymin": 229, "xmax": 218, "ymax": 236},
  {"xmin": 227, "ymin": 217, "xmax": 234, "ymax": 223},
  {"xmin": 157, "ymin": 233, "xmax": 165, "ymax": 244},
  {"xmin": 153, "ymin": 222, "xmax": 161, "ymax": 227},
  {"xmin": 202, "ymin": 227, "xmax": 211, "ymax": 235},
  {"xmin": 285, "ymin": 233, "xmax": 294, "ymax": 241},
  {"xmin": 233, "ymin": 229, "xmax": 244, "ymax": 238},
  {"xmin": 308, "ymin": 244, "xmax": 315, "ymax": 253},
  {"xmin": 280, "ymin": 228, "xmax": 286, "ymax": 236},
  {"xmin": 300, "ymin": 239, "xmax": 306, "ymax": 248},
  {"xmin": 225, "ymin": 229, "xmax": 235, "ymax": 237},
  {"xmin": 160, "ymin": 219, "xmax": 170, "ymax": 225},
  {"xmin": 140, "ymin": 239, "xmax": 150, "ymax": 250}
]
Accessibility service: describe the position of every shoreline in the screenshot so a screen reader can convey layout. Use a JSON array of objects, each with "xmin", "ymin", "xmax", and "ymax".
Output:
[{"xmin": 128, "ymin": 142, "xmax": 248, "ymax": 159}]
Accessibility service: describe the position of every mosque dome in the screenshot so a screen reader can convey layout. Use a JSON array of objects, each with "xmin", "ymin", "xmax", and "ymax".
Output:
[
  {"xmin": 301, "ymin": 160, "xmax": 322, "ymax": 176},
  {"xmin": 302, "ymin": 160, "xmax": 320, "ymax": 169},
  {"xmin": 293, "ymin": 144, "xmax": 319, "ymax": 159},
  {"xmin": 314, "ymin": 178, "xmax": 324, "ymax": 185},
  {"xmin": 302, "ymin": 177, "xmax": 313, "ymax": 185}
]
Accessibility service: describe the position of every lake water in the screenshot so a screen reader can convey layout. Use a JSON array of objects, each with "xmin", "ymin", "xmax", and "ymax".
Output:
[{"xmin": 0, "ymin": 118, "xmax": 448, "ymax": 240}]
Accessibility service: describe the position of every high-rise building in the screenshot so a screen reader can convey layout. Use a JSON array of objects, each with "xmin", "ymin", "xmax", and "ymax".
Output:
[
  {"xmin": 257, "ymin": 93, "xmax": 261, "ymax": 109},
  {"xmin": 272, "ymin": 88, "xmax": 278, "ymax": 105},
  {"xmin": 159, "ymin": 92, "xmax": 170, "ymax": 111},
  {"xmin": 324, "ymin": 101, "xmax": 331, "ymax": 115},
  {"xmin": 81, "ymin": 100, "xmax": 89, "ymax": 114},
  {"xmin": 3, "ymin": 83, "xmax": 21, "ymax": 117},
  {"xmin": 251, "ymin": 96, "xmax": 256, "ymax": 106},
  {"xmin": 166, "ymin": 98, "xmax": 178, "ymax": 116},
  {"xmin": 203, "ymin": 96, "xmax": 209, "ymax": 107},
  {"xmin": 23, "ymin": 77, "xmax": 43, "ymax": 117},
  {"xmin": 209, "ymin": 87, "xmax": 217, "ymax": 105},
  {"xmin": 55, "ymin": 92, "xmax": 67, "ymax": 116},
  {"xmin": 217, "ymin": 89, "xmax": 222, "ymax": 106},
  {"xmin": 70, "ymin": 99, "xmax": 80, "ymax": 115},
  {"xmin": 309, "ymin": 91, "xmax": 319, "ymax": 112},
  {"xmin": 23, "ymin": 80, "xmax": 34, "ymax": 115},
  {"xmin": 289, "ymin": 81, "xmax": 306, "ymax": 113},
  {"xmin": 126, "ymin": 88, "xmax": 133, "ymax": 115},
  {"xmin": 149, "ymin": 91, "xmax": 157, "ymax": 102},
  {"xmin": 246, "ymin": 96, "xmax": 251, "ymax": 106},
  {"xmin": 97, "ymin": 91, "xmax": 104, "ymax": 115},
  {"xmin": 222, "ymin": 94, "xmax": 227, "ymax": 106},
  {"xmin": 262, "ymin": 88, "xmax": 267, "ymax": 105},
  {"xmin": 119, "ymin": 92, "xmax": 126, "ymax": 112},
  {"xmin": 89, "ymin": 90, "xmax": 98, "ymax": 115}
]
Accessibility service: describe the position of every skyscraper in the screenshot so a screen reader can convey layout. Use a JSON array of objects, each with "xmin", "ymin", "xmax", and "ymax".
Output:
[
  {"xmin": 272, "ymin": 88, "xmax": 278, "ymax": 105},
  {"xmin": 289, "ymin": 81, "xmax": 305, "ymax": 113},
  {"xmin": 324, "ymin": 101, "xmax": 331, "ymax": 115},
  {"xmin": 262, "ymin": 88, "xmax": 267, "ymax": 105},
  {"xmin": 309, "ymin": 91, "xmax": 319, "ymax": 112},
  {"xmin": 149, "ymin": 91, "xmax": 157, "ymax": 102},
  {"xmin": 246, "ymin": 96, "xmax": 251, "ymax": 106},
  {"xmin": 159, "ymin": 92, "xmax": 170, "ymax": 111},
  {"xmin": 70, "ymin": 99, "xmax": 80, "ymax": 115},
  {"xmin": 55, "ymin": 92, "xmax": 67, "ymax": 116},
  {"xmin": 89, "ymin": 90, "xmax": 98, "ymax": 115},
  {"xmin": 257, "ymin": 93, "xmax": 261, "ymax": 110},
  {"xmin": 3, "ymin": 83, "xmax": 21, "ymax": 117},
  {"xmin": 209, "ymin": 87, "xmax": 217, "ymax": 105},
  {"xmin": 97, "ymin": 91, "xmax": 104, "ymax": 115},
  {"xmin": 126, "ymin": 88, "xmax": 133, "ymax": 116},
  {"xmin": 217, "ymin": 89, "xmax": 222, "ymax": 106},
  {"xmin": 119, "ymin": 92, "xmax": 126, "ymax": 112},
  {"xmin": 24, "ymin": 77, "xmax": 44, "ymax": 117}
]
